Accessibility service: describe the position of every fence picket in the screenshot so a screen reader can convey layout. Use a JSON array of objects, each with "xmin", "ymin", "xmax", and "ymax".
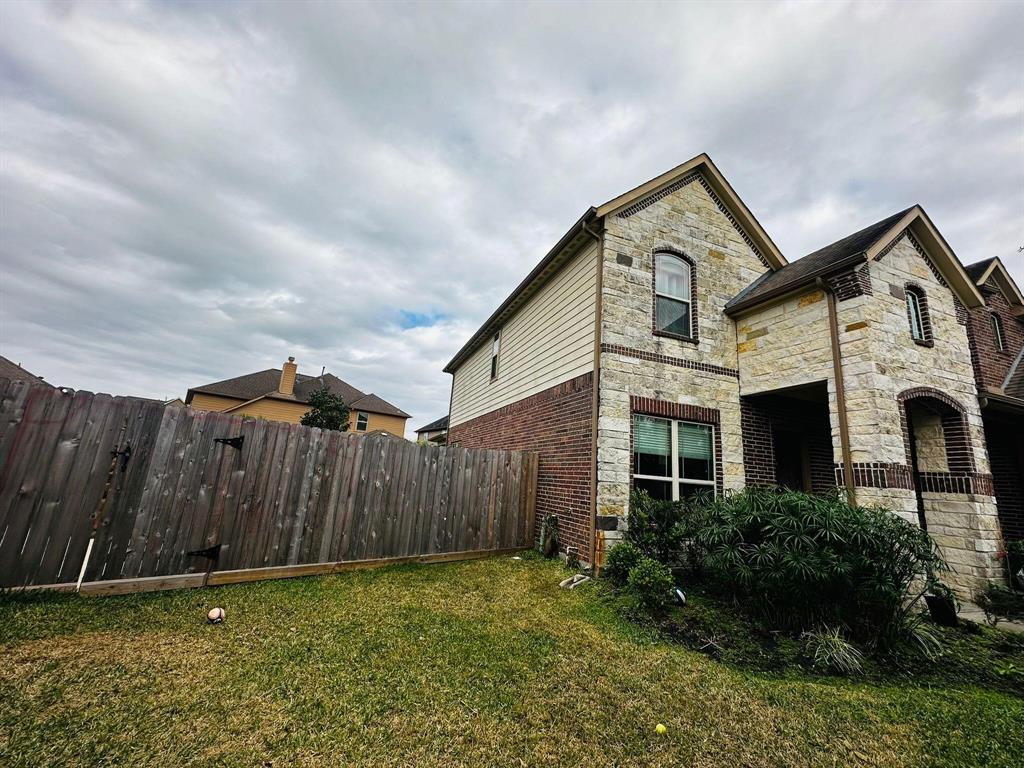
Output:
[{"xmin": 0, "ymin": 388, "xmax": 539, "ymax": 593}]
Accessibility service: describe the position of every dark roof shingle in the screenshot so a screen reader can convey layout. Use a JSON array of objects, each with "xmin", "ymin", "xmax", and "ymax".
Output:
[
  {"xmin": 415, "ymin": 415, "xmax": 449, "ymax": 433},
  {"xmin": 1004, "ymin": 348, "xmax": 1024, "ymax": 401},
  {"xmin": 0, "ymin": 355, "xmax": 53, "ymax": 388},
  {"xmin": 964, "ymin": 258, "xmax": 996, "ymax": 283},
  {"xmin": 726, "ymin": 207, "xmax": 913, "ymax": 313},
  {"xmin": 349, "ymin": 393, "xmax": 411, "ymax": 419},
  {"xmin": 187, "ymin": 367, "xmax": 408, "ymax": 417}
]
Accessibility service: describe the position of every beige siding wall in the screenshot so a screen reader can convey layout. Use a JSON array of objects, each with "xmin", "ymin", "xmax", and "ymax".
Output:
[
  {"xmin": 230, "ymin": 398, "xmax": 309, "ymax": 423},
  {"xmin": 348, "ymin": 411, "xmax": 407, "ymax": 438},
  {"xmin": 192, "ymin": 392, "xmax": 406, "ymax": 437},
  {"xmin": 449, "ymin": 240, "xmax": 598, "ymax": 426},
  {"xmin": 189, "ymin": 393, "xmax": 246, "ymax": 413}
]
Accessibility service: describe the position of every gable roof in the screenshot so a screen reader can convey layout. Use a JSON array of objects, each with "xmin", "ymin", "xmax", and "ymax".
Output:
[
  {"xmin": 726, "ymin": 208, "xmax": 912, "ymax": 313},
  {"xmin": 348, "ymin": 393, "xmax": 410, "ymax": 418},
  {"xmin": 595, "ymin": 153, "xmax": 787, "ymax": 270},
  {"xmin": 726, "ymin": 205, "xmax": 986, "ymax": 315},
  {"xmin": 444, "ymin": 153, "xmax": 785, "ymax": 373},
  {"xmin": 186, "ymin": 368, "xmax": 408, "ymax": 418},
  {"xmin": 964, "ymin": 257, "xmax": 996, "ymax": 283},
  {"xmin": 0, "ymin": 355, "xmax": 54, "ymax": 388},
  {"xmin": 415, "ymin": 415, "xmax": 449, "ymax": 433},
  {"xmin": 1004, "ymin": 346, "xmax": 1024, "ymax": 401},
  {"xmin": 964, "ymin": 256, "xmax": 1024, "ymax": 309}
]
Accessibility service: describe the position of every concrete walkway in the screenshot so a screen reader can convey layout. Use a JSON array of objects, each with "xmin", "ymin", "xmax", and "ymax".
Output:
[{"xmin": 959, "ymin": 603, "xmax": 1024, "ymax": 634}]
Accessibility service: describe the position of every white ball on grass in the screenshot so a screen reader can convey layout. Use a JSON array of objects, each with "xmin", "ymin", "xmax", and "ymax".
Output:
[{"xmin": 207, "ymin": 607, "xmax": 225, "ymax": 624}]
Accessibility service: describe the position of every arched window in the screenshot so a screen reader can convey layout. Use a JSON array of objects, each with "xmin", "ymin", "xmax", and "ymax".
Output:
[
  {"xmin": 991, "ymin": 312, "xmax": 1006, "ymax": 352},
  {"xmin": 905, "ymin": 284, "xmax": 931, "ymax": 344},
  {"xmin": 654, "ymin": 251, "xmax": 693, "ymax": 339}
]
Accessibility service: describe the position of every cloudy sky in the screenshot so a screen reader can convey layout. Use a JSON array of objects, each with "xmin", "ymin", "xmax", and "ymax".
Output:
[{"xmin": 1, "ymin": 1, "xmax": 1021, "ymax": 427}]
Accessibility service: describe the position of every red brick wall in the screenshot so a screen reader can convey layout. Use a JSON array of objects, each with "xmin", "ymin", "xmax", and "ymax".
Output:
[
  {"xmin": 984, "ymin": 415, "xmax": 1024, "ymax": 543},
  {"xmin": 447, "ymin": 372, "xmax": 594, "ymax": 555},
  {"xmin": 740, "ymin": 392, "xmax": 835, "ymax": 494},
  {"xmin": 967, "ymin": 283, "xmax": 1024, "ymax": 392}
]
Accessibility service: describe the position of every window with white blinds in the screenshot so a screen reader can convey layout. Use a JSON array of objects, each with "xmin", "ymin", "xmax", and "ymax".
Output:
[
  {"xmin": 633, "ymin": 414, "xmax": 715, "ymax": 501},
  {"xmin": 655, "ymin": 253, "xmax": 692, "ymax": 337}
]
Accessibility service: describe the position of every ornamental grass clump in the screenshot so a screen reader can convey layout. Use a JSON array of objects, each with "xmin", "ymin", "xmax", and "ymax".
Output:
[{"xmin": 680, "ymin": 487, "xmax": 950, "ymax": 651}]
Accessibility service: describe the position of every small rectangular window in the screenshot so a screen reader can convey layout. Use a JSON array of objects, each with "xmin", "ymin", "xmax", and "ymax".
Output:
[
  {"xmin": 356, "ymin": 412, "xmax": 368, "ymax": 431},
  {"xmin": 906, "ymin": 291, "xmax": 925, "ymax": 341},
  {"xmin": 490, "ymin": 331, "xmax": 501, "ymax": 380},
  {"xmin": 633, "ymin": 414, "xmax": 715, "ymax": 501}
]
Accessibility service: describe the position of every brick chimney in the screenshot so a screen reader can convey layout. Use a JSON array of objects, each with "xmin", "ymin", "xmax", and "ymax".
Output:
[{"xmin": 278, "ymin": 356, "xmax": 298, "ymax": 395}]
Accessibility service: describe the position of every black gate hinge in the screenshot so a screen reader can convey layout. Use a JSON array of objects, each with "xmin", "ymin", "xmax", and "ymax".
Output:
[
  {"xmin": 214, "ymin": 436, "xmax": 244, "ymax": 450},
  {"xmin": 110, "ymin": 442, "xmax": 132, "ymax": 471}
]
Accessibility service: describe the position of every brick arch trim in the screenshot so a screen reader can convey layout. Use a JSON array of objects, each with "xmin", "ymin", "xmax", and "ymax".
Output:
[
  {"xmin": 651, "ymin": 247, "xmax": 698, "ymax": 344},
  {"xmin": 897, "ymin": 387, "xmax": 974, "ymax": 474}
]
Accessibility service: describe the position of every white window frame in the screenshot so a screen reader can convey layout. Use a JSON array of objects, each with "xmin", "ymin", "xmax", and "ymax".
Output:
[
  {"xmin": 633, "ymin": 415, "xmax": 716, "ymax": 501},
  {"xmin": 654, "ymin": 253, "xmax": 692, "ymax": 337},
  {"xmin": 906, "ymin": 289, "xmax": 925, "ymax": 341},
  {"xmin": 356, "ymin": 411, "xmax": 369, "ymax": 431},
  {"xmin": 490, "ymin": 331, "xmax": 501, "ymax": 380},
  {"xmin": 992, "ymin": 312, "xmax": 1006, "ymax": 352}
]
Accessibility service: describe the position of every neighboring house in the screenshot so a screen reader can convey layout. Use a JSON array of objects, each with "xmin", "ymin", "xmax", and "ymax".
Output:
[
  {"xmin": 414, "ymin": 415, "xmax": 449, "ymax": 444},
  {"xmin": 444, "ymin": 152, "xmax": 1021, "ymax": 593},
  {"xmin": 186, "ymin": 356, "xmax": 410, "ymax": 437},
  {"xmin": 962, "ymin": 258, "xmax": 1024, "ymax": 544},
  {"xmin": 0, "ymin": 355, "xmax": 54, "ymax": 388}
]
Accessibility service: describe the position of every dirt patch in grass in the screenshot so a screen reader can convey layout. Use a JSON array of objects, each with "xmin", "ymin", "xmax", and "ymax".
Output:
[{"xmin": 1, "ymin": 556, "xmax": 1021, "ymax": 767}]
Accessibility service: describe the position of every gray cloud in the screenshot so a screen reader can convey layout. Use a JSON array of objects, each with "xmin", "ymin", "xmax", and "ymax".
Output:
[{"xmin": 1, "ymin": 0, "xmax": 1021, "ymax": 426}]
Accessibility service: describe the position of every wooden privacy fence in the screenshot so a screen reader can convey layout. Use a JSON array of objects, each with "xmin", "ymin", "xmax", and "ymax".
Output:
[{"xmin": 0, "ymin": 380, "xmax": 537, "ymax": 594}]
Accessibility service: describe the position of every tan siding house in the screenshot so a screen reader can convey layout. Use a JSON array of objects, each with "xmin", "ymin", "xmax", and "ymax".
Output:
[
  {"xmin": 450, "ymin": 240, "xmax": 598, "ymax": 426},
  {"xmin": 185, "ymin": 357, "xmax": 410, "ymax": 438}
]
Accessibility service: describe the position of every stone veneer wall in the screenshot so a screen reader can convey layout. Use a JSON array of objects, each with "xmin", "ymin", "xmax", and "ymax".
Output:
[
  {"xmin": 856, "ymin": 235, "xmax": 1000, "ymax": 590},
  {"xmin": 735, "ymin": 232, "xmax": 1002, "ymax": 592},
  {"xmin": 446, "ymin": 372, "xmax": 594, "ymax": 556},
  {"xmin": 595, "ymin": 173, "xmax": 768, "ymax": 529}
]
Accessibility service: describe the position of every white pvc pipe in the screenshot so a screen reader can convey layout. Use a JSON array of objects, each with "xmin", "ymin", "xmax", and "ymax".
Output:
[{"xmin": 75, "ymin": 538, "xmax": 94, "ymax": 593}]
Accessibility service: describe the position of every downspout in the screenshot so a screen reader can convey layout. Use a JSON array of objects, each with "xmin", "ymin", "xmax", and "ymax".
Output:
[
  {"xmin": 446, "ymin": 372, "xmax": 455, "ymax": 445},
  {"xmin": 582, "ymin": 218, "xmax": 603, "ymax": 569},
  {"xmin": 816, "ymin": 277, "xmax": 856, "ymax": 504}
]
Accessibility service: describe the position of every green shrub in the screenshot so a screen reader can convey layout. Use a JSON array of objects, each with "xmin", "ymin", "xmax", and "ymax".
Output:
[
  {"xmin": 603, "ymin": 540, "xmax": 644, "ymax": 587},
  {"xmin": 802, "ymin": 626, "xmax": 864, "ymax": 675},
  {"xmin": 624, "ymin": 491, "xmax": 688, "ymax": 564},
  {"xmin": 686, "ymin": 487, "xmax": 949, "ymax": 650},
  {"xmin": 976, "ymin": 583, "xmax": 1024, "ymax": 626},
  {"xmin": 626, "ymin": 557, "xmax": 674, "ymax": 615}
]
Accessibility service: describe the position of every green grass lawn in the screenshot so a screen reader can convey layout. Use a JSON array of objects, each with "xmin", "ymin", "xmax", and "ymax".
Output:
[{"xmin": 1, "ymin": 555, "xmax": 1021, "ymax": 768}]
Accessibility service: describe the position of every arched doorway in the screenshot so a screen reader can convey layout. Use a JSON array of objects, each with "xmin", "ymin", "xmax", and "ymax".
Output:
[{"xmin": 897, "ymin": 388, "xmax": 974, "ymax": 530}]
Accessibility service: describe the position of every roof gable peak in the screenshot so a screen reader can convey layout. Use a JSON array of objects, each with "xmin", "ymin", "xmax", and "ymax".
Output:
[
  {"xmin": 966, "ymin": 256, "xmax": 1023, "ymax": 307},
  {"xmin": 596, "ymin": 153, "xmax": 786, "ymax": 270}
]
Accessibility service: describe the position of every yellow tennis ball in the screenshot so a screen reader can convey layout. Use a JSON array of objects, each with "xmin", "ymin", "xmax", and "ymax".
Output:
[{"xmin": 655, "ymin": 723, "xmax": 667, "ymax": 735}]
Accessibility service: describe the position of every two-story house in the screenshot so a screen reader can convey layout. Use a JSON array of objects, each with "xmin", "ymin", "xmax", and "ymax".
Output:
[
  {"xmin": 186, "ymin": 356, "xmax": 411, "ymax": 437},
  {"xmin": 444, "ymin": 153, "xmax": 1022, "ymax": 593}
]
